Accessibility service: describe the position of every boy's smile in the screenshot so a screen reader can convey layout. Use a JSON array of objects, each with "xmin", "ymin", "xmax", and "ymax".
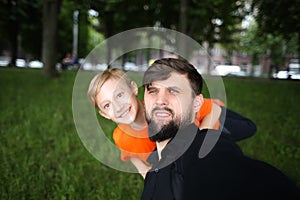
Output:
[{"xmin": 116, "ymin": 105, "xmax": 131, "ymax": 118}]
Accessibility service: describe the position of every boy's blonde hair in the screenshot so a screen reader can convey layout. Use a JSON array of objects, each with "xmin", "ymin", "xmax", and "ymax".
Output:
[{"xmin": 87, "ymin": 68, "xmax": 130, "ymax": 108}]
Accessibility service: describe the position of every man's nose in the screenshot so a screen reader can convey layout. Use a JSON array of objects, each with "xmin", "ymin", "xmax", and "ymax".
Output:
[{"xmin": 155, "ymin": 90, "xmax": 169, "ymax": 106}]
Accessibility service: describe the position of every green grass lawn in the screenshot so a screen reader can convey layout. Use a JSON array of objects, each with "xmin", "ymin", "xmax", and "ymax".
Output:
[{"xmin": 0, "ymin": 68, "xmax": 299, "ymax": 199}]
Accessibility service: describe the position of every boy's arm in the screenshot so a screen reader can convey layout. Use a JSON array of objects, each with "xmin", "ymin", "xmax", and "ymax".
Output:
[
  {"xmin": 130, "ymin": 157, "xmax": 151, "ymax": 179},
  {"xmin": 199, "ymin": 103, "xmax": 221, "ymax": 130},
  {"xmin": 220, "ymin": 107, "xmax": 257, "ymax": 141}
]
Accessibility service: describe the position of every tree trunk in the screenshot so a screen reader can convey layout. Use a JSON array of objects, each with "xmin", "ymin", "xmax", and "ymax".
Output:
[
  {"xmin": 42, "ymin": 0, "xmax": 61, "ymax": 78},
  {"xmin": 178, "ymin": 0, "xmax": 188, "ymax": 58},
  {"xmin": 7, "ymin": 1, "xmax": 20, "ymax": 67},
  {"xmin": 8, "ymin": 21, "xmax": 19, "ymax": 67},
  {"xmin": 179, "ymin": 0, "xmax": 188, "ymax": 34},
  {"xmin": 207, "ymin": 47, "xmax": 212, "ymax": 72},
  {"xmin": 103, "ymin": 11, "xmax": 114, "ymax": 68}
]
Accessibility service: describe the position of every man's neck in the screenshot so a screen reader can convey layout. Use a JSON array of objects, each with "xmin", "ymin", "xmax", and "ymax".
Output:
[{"xmin": 156, "ymin": 138, "xmax": 171, "ymax": 160}]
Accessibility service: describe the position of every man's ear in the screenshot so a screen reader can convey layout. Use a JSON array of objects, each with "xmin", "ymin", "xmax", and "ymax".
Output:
[
  {"xmin": 130, "ymin": 81, "xmax": 138, "ymax": 96},
  {"xmin": 98, "ymin": 110, "xmax": 110, "ymax": 120},
  {"xmin": 193, "ymin": 94, "xmax": 204, "ymax": 113}
]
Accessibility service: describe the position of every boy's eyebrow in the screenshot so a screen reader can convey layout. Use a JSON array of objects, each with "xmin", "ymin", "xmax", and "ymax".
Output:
[{"xmin": 112, "ymin": 87, "xmax": 126, "ymax": 95}]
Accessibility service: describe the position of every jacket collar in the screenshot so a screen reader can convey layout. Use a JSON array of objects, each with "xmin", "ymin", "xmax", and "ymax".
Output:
[{"xmin": 147, "ymin": 123, "xmax": 200, "ymax": 170}]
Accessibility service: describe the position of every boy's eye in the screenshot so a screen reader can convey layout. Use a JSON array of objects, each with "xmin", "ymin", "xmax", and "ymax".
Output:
[
  {"xmin": 103, "ymin": 103, "xmax": 110, "ymax": 110},
  {"xmin": 116, "ymin": 92, "xmax": 124, "ymax": 98}
]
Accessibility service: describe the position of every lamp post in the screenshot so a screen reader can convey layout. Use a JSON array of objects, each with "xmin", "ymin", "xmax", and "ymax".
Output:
[{"xmin": 73, "ymin": 10, "xmax": 79, "ymax": 57}]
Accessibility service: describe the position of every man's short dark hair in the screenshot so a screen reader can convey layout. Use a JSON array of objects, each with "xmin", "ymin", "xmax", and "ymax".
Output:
[{"xmin": 143, "ymin": 58, "xmax": 203, "ymax": 96}]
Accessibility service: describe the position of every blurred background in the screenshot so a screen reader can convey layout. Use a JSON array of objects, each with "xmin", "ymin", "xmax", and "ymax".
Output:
[
  {"xmin": 0, "ymin": 1, "xmax": 299, "ymax": 199},
  {"xmin": 0, "ymin": 0, "xmax": 299, "ymax": 79}
]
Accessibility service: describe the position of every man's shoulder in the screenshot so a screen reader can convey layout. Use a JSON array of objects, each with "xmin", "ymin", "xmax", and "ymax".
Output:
[
  {"xmin": 181, "ymin": 128, "xmax": 300, "ymax": 199},
  {"xmin": 185, "ymin": 127, "xmax": 243, "ymax": 159}
]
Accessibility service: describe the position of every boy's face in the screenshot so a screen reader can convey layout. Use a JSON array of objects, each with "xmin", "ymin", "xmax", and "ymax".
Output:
[{"xmin": 95, "ymin": 77, "xmax": 139, "ymax": 124}]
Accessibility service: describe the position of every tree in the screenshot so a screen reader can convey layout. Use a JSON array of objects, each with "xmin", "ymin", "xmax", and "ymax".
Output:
[
  {"xmin": 252, "ymin": 0, "xmax": 300, "ymax": 57},
  {"xmin": 86, "ymin": 0, "xmax": 157, "ymax": 67},
  {"xmin": 87, "ymin": 0, "xmax": 249, "ymax": 69},
  {"xmin": 42, "ymin": 0, "xmax": 61, "ymax": 77},
  {"xmin": 0, "ymin": 0, "xmax": 90, "ymax": 76},
  {"xmin": 0, "ymin": 0, "xmax": 42, "ymax": 66},
  {"xmin": 20, "ymin": 1, "xmax": 43, "ymax": 59},
  {"xmin": 239, "ymin": 20, "xmax": 299, "ymax": 77},
  {"xmin": 57, "ymin": 0, "xmax": 90, "ymax": 60},
  {"xmin": 187, "ymin": 0, "xmax": 249, "ymax": 70}
]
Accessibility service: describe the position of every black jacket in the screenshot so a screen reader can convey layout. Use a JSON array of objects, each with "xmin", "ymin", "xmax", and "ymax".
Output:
[
  {"xmin": 141, "ymin": 124, "xmax": 299, "ymax": 200},
  {"xmin": 220, "ymin": 107, "xmax": 257, "ymax": 141}
]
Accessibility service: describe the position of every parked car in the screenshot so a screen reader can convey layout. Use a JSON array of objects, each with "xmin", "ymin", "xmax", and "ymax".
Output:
[
  {"xmin": 272, "ymin": 59, "xmax": 300, "ymax": 80},
  {"xmin": 0, "ymin": 57, "xmax": 27, "ymax": 67},
  {"xmin": 272, "ymin": 70, "xmax": 300, "ymax": 80},
  {"xmin": 123, "ymin": 62, "xmax": 148, "ymax": 72},
  {"xmin": 16, "ymin": 59, "xmax": 27, "ymax": 67},
  {"xmin": 0, "ymin": 56, "xmax": 10, "ymax": 67},
  {"xmin": 210, "ymin": 65, "xmax": 241, "ymax": 76},
  {"xmin": 28, "ymin": 60, "xmax": 43, "ymax": 68},
  {"xmin": 0, "ymin": 57, "xmax": 44, "ymax": 68}
]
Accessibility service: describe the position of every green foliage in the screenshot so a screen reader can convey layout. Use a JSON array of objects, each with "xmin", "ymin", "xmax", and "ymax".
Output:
[
  {"xmin": 87, "ymin": 0, "xmax": 249, "ymax": 49},
  {"xmin": 58, "ymin": 0, "xmax": 90, "ymax": 59},
  {"xmin": 239, "ymin": 21, "xmax": 299, "ymax": 66},
  {"xmin": 0, "ymin": 69, "xmax": 299, "ymax": 199},
  {"xmin": 190, "ymin": 0, "xmax": 249, "ymax": 46},
  {"xmin": 252, "ymin": 0, "xmax": 300, "ymax": 56},
  {"xmin": 87, "ymin": 15, "xmax": 105, "ymax": 53},
  {"xmin": 0, "ymin": 0, "xmax": 90, "ymax": 60},
  {"xmin": 0, "ymin": 0, "xmax": 42, "ymax": 58},
  {"xmin": 253, "ymin": 0, "xmax": 300, "ymax": 39},
  {"xmin": 57, "ymin": 0, "xmax": 75, "ymax": 57}
]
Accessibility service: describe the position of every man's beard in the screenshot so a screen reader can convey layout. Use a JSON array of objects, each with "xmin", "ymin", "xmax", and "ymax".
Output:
[
  {"xmin": 146, "ymin": 107, "xmax": 192, "ymax": 142},
  {"xmin": 148, "ymin": 120, "xmax": 179, "ymax": 142}
]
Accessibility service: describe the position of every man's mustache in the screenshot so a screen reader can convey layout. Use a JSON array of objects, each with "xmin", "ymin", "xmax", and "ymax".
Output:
[{"xmin": 151, "ymin": 107, "xmax": 174, "ymax": 117}]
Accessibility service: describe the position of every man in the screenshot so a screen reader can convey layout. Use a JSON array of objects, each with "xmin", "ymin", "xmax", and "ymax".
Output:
[{"xmin": 141, "ymin": 58, "xmax": 299, "ymax": 200}]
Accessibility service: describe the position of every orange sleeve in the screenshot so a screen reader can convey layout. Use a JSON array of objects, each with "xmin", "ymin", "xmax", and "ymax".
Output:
[
  {"xmin": 112, "ymin": 126, "xmax": 156, "ymax": 163},
  {"xmin": 211, "ymin": 98, "xmax": 225, "ymax": 107},
  {"xmin": 194, "ymin": 99, "xmax": 220, "ymax": 130},
  {"xmin": 194, "ymin": 99, "xmax": 212, "ymax": 127}
]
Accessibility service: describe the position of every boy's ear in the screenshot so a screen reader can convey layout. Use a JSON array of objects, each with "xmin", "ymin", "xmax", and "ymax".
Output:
[
  {"xmin": 98, "ymin": 110, "xmax": 110, "ymax": 120},
  {"xmin": 130, "ymin": 81, "xmax": 138, "ymax": 96},
  {"xmin": 193, "ymin": 94, "xmax": 204, "ymax": 113}
]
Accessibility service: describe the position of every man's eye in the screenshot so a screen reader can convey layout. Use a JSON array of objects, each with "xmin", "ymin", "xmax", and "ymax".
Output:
[
  {"xmin": 169, "ymin": 88, "xmax": 179, "ymax": 94},
  {"xmin": 148, "ymin": 89, "xmax": 157, "ymax": 94}
]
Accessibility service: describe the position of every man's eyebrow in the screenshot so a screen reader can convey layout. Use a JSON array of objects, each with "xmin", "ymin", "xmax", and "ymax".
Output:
[
  {"xmin": 168, "ymin": 86, "xmax": 181, "ymax": 91},
  {"xmin": 146, "ymin": 84, "xmax": 155, "ymax": 90},
  {"xmin": 146, "ymin": 84, "xmax": 182, "ymax": 92},
  {"xmin": 170, "ymin": 86, "xmax": 185, "ymax": 94}
]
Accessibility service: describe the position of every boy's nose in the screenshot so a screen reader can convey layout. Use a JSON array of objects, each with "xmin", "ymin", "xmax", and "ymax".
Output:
[{"xmin": 113, "ymin": 101, "xmax": 124, "ymax": 114}]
